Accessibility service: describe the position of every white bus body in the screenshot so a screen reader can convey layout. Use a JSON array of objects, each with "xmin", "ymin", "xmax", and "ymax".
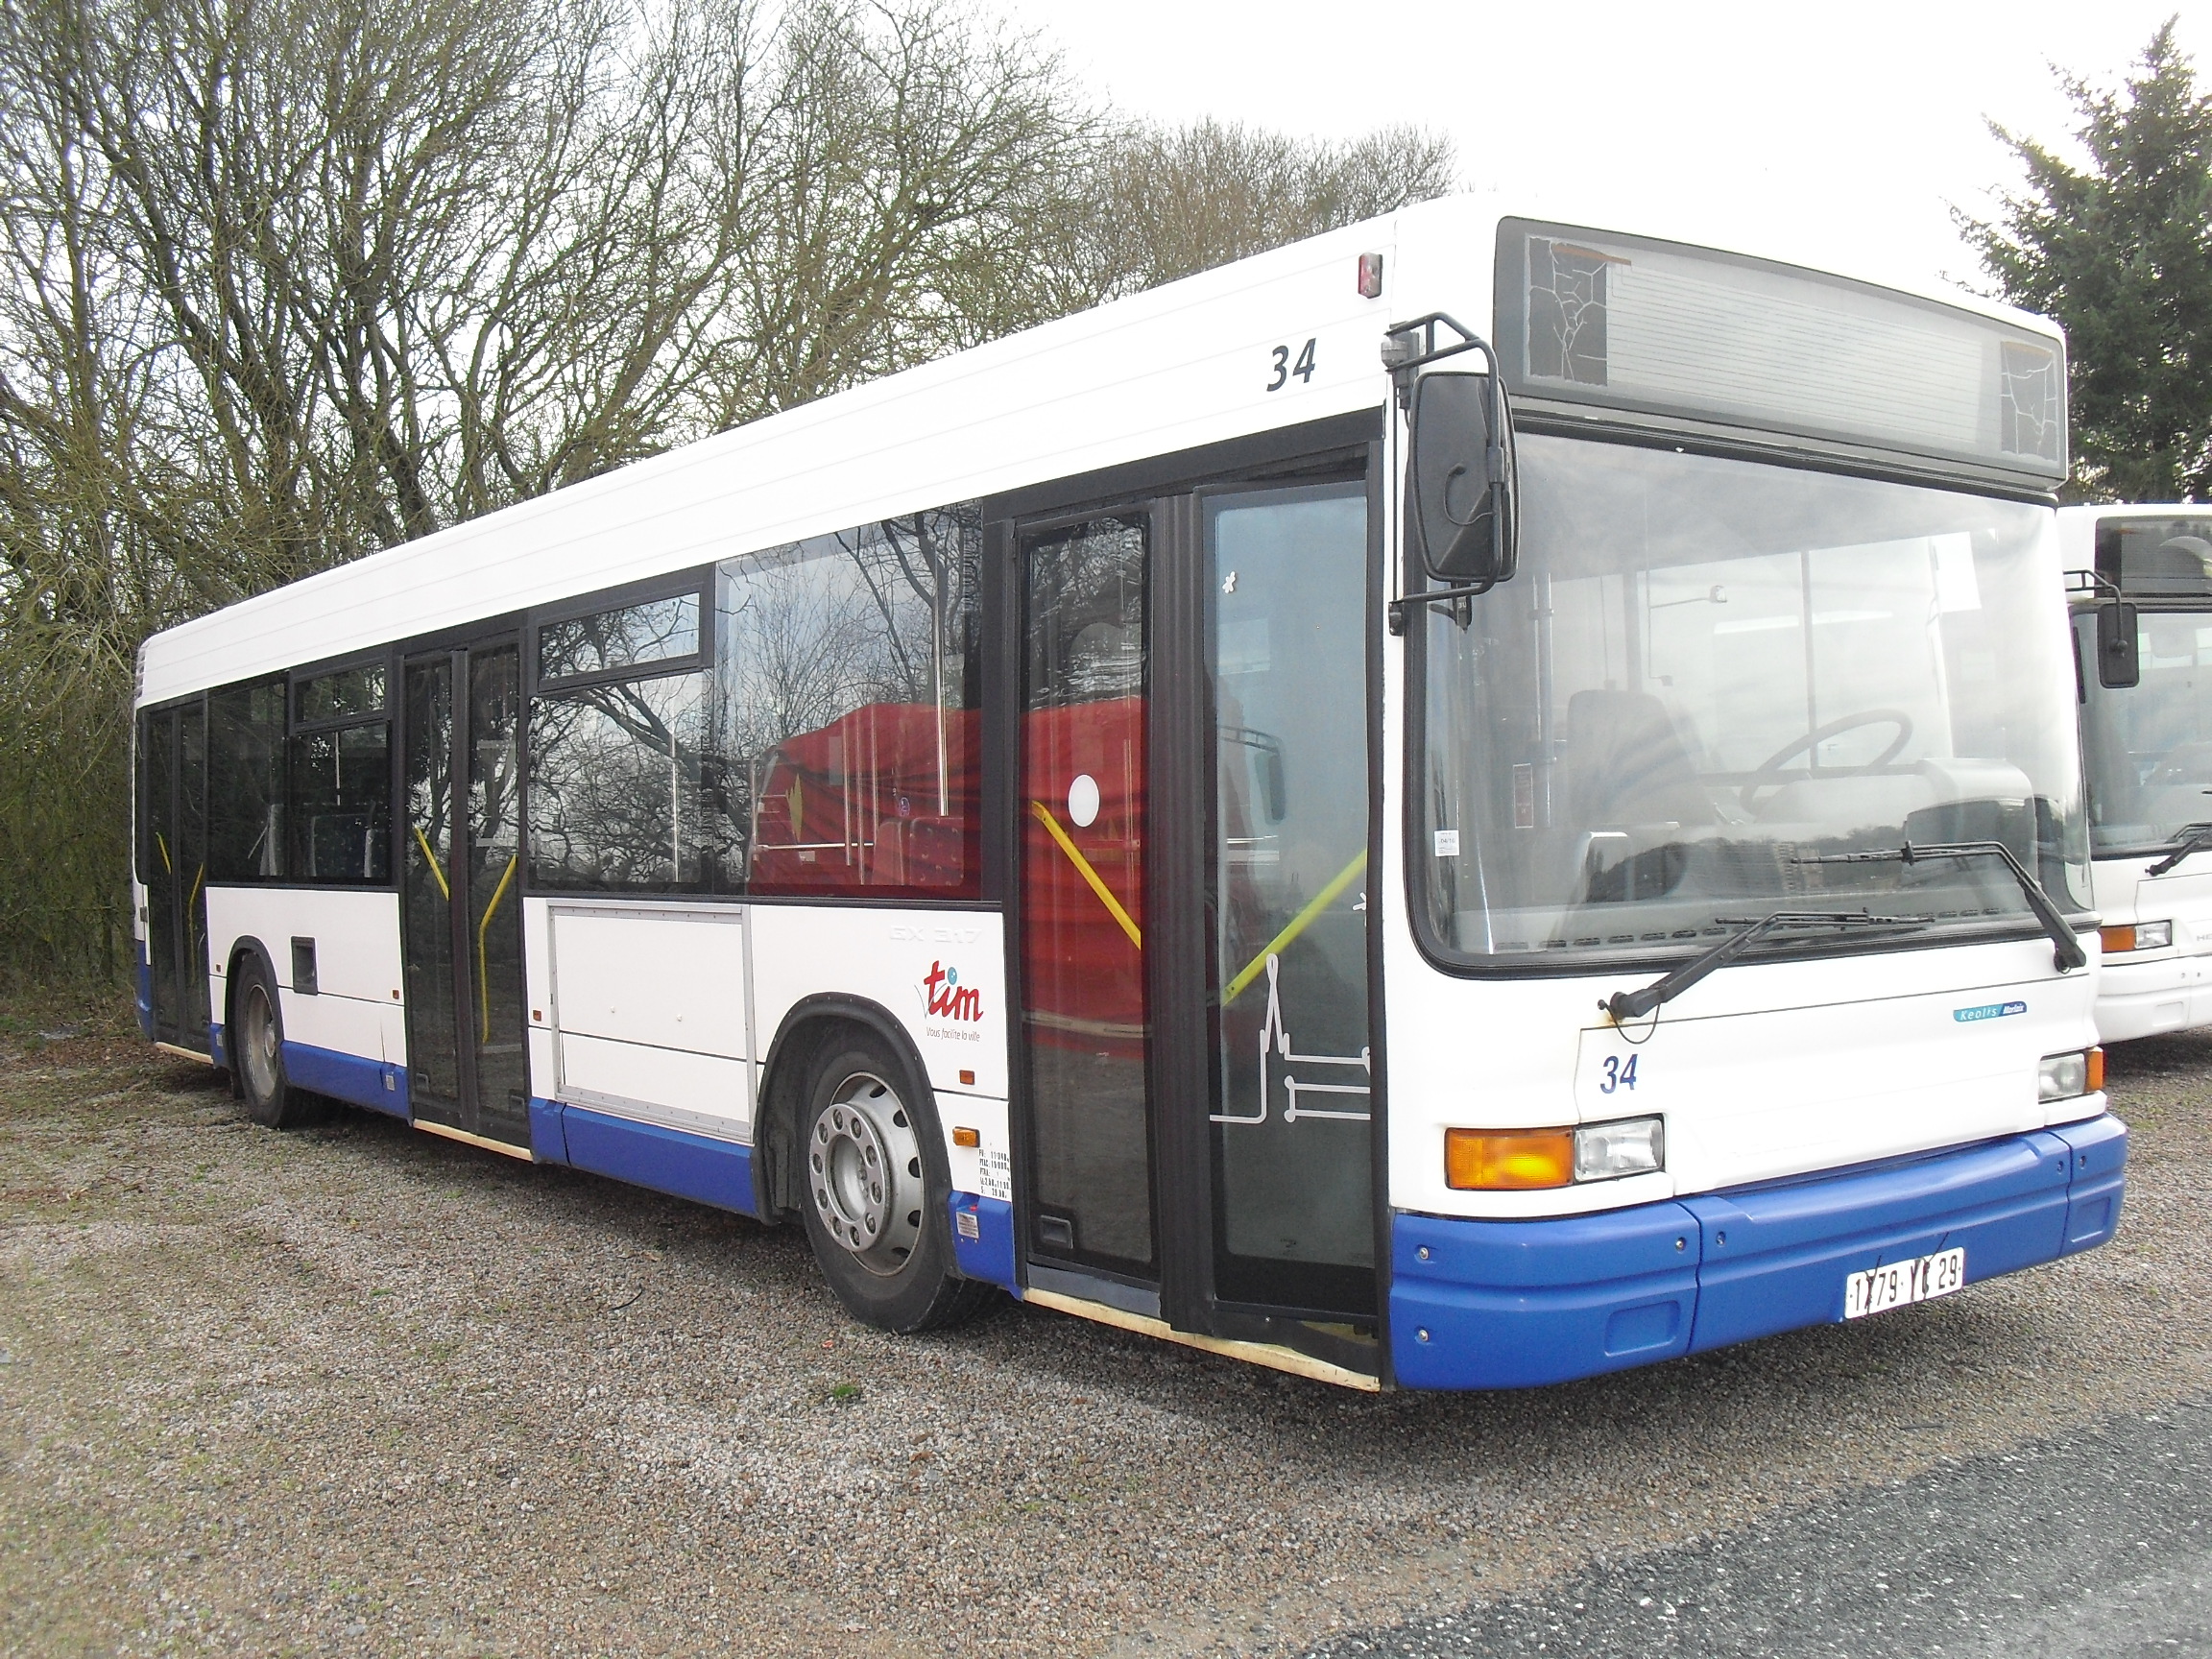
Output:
[
  {"xmin": 132, "ymin": 197, "xmax": 2126, "ymax": 1390},
  {"xmin": 2063, "ymin": 502, "xmax": 2212, "ymax": 1042}
]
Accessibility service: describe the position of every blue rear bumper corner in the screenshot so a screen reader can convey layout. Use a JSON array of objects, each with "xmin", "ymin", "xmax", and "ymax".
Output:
[{"xmin": 1390, "ymin": 1115, "xmax": 2127, "ymax": 1391}]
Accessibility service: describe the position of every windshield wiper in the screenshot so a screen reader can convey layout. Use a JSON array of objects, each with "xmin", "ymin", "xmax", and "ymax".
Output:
[
  {"xmin": 1600, "ymin": 910, "xmax": 1926, "ymax": 1025},
  {"xmin": 2146, "ymin": 822, "xmax": 2212, "ymax": 878},
  {"xmin": 1796, "ymin": 839, "xmax": 2087, "ymax": 972}
]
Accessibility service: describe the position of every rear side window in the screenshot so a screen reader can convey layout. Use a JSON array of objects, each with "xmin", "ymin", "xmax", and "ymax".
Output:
[
  {"xmin": 719, "ymin": 506, "xmax": 982, "ymax": 898},
  {"xmin": 528, "ymin": 664, "xmax": 725, "ymax": 890},
  {"xmin": 539, "ymin": 595, "xmax": 701, "ymax": 683},
  {"xmin": 286, "ymin": 661, "xmax": 391, "ymax": 883},
  {"xmin": 208, "ymin": 677, "xmax": 287, "ymax": 880}
]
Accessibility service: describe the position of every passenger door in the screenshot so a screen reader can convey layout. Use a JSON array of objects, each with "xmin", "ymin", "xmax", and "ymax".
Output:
[
  {"xmin": 401, "ymin": 640, "xmax": 529, "ymax": 1146},
  {"xmin": 1203, "ymin": 479, "xmax": 1374, "ymax": 1316},
  {"xmin": 1011, "ymin": 465, "xmax": 1375, "ymax": 1340},
  {"xmin": 138, "ymin": 701, "xmax": 210, "ymax": 1051},
  {"xmin": 1019, "ymin": 512, "xmax": 1156, "ymax": 1279}
]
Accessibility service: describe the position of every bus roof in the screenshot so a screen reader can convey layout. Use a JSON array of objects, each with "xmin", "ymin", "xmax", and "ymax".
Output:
[{"xmin": 138, "ymin": 193, "xmax": 2063, "ymax": 706}]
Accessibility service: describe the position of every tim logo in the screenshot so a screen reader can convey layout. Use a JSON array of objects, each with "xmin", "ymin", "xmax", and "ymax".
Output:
[{"xmin": 924, "ymin": 961, "xmax": 982, "ymax": 1022}]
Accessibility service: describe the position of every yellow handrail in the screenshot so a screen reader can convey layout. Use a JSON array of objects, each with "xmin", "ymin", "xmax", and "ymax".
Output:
[
  {"xmin": 154, "ymin": 830, "xmax": 172, "ymax": 874},
  {"xmin": 1028, "ymin": 800, "xmax": 1142, "ymax": 950},
  {"xmin": 411, "ymin": 824, "xmax": 451, "ymax": 901},
  {"xmin": 476, "ymin": 853, "xmax": 517, "ymax": 1034},
  {"xmin": 186, "ymin": 864, "xmax": 204, "ymax": 937},
  {"xmin": 1222, "ymin": 849, "xmax": 1368, "ymax": 1004}
]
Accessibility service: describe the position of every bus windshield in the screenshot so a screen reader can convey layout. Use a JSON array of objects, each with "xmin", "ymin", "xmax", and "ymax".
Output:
[
  {"xmin": 2079, "ymin": 516, "xmax": 2212, "ymax": 856},
  {"xmin": 1416, "ymin": 435, "xmax": 2087, "ymax": 967}
]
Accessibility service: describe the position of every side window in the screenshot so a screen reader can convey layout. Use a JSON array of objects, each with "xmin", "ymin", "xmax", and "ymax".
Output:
[
  {"xmin": 719, "ymin": 505, "xmax": 982, "ymax": 898},
  {"xmin": 527, "ymin": 585, "xmax": 729, "ymax": 892},
  {"xmin": 539, "ymin": 593, "xmax": 700, "ymax": 680},
  {"xmin": 135, "ymin": 708, "xmax": 163, "ymax": 883},
  {"xmin": 208, "ymin": 677, "xmax": 287, "ymax": 880},
  {"xmin": 286, "ymin": 662, "xmax": 392, "ymax": 882}
]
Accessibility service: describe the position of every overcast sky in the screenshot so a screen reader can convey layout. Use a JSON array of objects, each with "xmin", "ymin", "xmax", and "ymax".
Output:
[{"xmin": 1000, "ymin": 0, "xmax": 2205, "ymax": 299}]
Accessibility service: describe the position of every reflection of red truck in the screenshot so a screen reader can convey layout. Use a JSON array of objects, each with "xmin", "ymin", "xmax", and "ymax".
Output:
[
  {"xmin": 747, "ymin": 694, "xmax": 1148, "ymax": 1055},
  {"xmin": 1021, "ymin": 694, "xmax": 1146, "ymax": 1058},
  {"xmin": 750, "ymin": 703, "xmax": 978, "ymax": 894}
]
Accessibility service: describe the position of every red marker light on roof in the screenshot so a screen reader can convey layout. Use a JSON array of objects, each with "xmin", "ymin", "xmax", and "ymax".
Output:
[{"xmin": 1358, "ymin": 252, "xmax": 1383, "ymax": 299}]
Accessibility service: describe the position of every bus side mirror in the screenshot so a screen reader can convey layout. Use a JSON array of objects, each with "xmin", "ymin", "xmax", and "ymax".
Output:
[
  {"xmin": 2098, "ymin": 600, "xmax": 2141, "ymax": 688},
  {"xmin": 1408, "ymin": 371, "xmax": 1517, "ymax": 588}
]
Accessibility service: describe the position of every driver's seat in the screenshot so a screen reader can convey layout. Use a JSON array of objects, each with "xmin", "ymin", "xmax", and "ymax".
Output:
[{"xmin": 1564, "ymin": 689, "xmax": 1717, "ymax": 828}]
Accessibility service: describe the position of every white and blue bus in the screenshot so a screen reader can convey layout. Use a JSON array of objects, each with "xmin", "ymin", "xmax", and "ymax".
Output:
[
  {"xmin": 2064, "ymin": 502, "xmax": 2212, "ymax": 1043},
  {"xmin": 132, "ymin": 198, "xmax": 2127, "ymax": 1391}
]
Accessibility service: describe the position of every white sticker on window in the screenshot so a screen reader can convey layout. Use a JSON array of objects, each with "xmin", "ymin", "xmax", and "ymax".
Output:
[
  {"xmin": 1067, "ymin": 773, "xmax": 1100, "ymax": 828},
  {"xmin": 1433, "ymin": 829, "xmax": 1461, "ymax": 857}
]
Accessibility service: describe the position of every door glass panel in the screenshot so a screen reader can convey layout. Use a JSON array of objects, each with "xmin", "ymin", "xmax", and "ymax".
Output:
[
  {"xmin": 178, "ymin": 702, "xmax": 210, "ymax": 1039},
  {"xmin": 403, "ymin": 658, "xmax": 461, "ymax": 1113},
  {"xmin": 1021, "ymin": 515, "xmax": 1153, "ymax": 1275},
  {"xmin": 140, "ymin": 710, "xmax": 180, "ymax": 1040},
  {"xmin": 466, "ymin": 646, "xmax": 528, "ymax": 1139},
  {"xmin": 1207, "ymin": 481, "xmax": 1373, "ymax": 1313}
]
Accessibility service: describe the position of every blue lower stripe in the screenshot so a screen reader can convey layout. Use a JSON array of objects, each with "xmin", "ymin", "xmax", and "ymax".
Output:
[
  {"xmin": 950, "ymin": 1193, "xmax": 1017, "ymax": 1290},
  {"xmin": 557, "ymin": 1101, "xmax": 757, "ymax": 1217},
  {"xmin": 134, "ymin": 946, "xmax": 154, "ymax": 1040},
  {"xmin": 529, "ymin": 1097, "xmax": 570, "ymax": 1165},
  {"xmin": 281, "ymin": 1041, "xmax": 409, "ymax": 1118}
]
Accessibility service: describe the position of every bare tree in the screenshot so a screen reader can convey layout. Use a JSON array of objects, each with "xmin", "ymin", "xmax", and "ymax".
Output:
[{"xmin": 0, "ymin": 0, "xmax": 1455, "ymax": 981}]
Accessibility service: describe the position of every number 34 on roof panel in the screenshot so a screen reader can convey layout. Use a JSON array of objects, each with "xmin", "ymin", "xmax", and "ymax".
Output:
[{"xmin": 131, "ymin": 195, "xmax": 2122, "ymax": 1391}]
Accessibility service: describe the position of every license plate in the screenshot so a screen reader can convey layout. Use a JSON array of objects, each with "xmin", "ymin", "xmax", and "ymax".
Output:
[{"xmin": 1843, "ymin": 1247, "xmax": 1965, "ymax": 1320}]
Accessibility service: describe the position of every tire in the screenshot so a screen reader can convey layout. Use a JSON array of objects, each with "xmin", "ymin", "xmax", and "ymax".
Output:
[
  {"xmin": 796, "ymin": 1032, "xmax": 993, "ymax": 1334},
  {"xmin": 232, "ymin": 954, "xmax": 317, "ymax": 1129}
]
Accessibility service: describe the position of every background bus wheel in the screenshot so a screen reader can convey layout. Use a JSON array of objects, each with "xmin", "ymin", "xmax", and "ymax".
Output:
[
  {"xmin": 233, "ymin": 955, "xmax": 316, "ymax": 1129},
  {"xmin": 798, "ymin": 1036, "xmax": 991, "ymax": 1334}
]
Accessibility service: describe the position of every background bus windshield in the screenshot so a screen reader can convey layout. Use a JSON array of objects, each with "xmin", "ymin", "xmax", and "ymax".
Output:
[
  {"xmin": 2080, "ymin": 514, "xmax": 2212, "ymax": 855},
  {"xmin": 1418, "ymin": 436, "xmax": 2086, "ymax": 965}
]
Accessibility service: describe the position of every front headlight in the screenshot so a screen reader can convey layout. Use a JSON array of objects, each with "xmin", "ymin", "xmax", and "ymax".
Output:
[
  {"xmin": 2038, "ymin": 1047, "xmax": 2104, "ymax": 1102},
  {"xmin": 1575, "ymin": 1116, "xmax": 1666, "ymax": 1181}
]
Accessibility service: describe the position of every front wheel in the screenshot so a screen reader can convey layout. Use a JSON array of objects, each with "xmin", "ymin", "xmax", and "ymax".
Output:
[{"xmin": 797, "ymin": 1035, "xmax": 992, "ymax": 1333}]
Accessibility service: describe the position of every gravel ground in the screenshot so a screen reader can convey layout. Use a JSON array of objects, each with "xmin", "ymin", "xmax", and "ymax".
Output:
[
  {"xmin": 1309, "ymin": 1398, "xmax": 2212, "ymax": 1657},
  {"xmin": 3, "ymin": 994, "xmax": 2210, "ymax": 1658}
]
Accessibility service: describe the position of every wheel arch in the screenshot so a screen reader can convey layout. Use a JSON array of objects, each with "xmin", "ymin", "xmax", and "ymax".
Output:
[
  {"xmin": 221, "ymin": 935, "xmax": 280, "ymax": 1088},
  {"xmin": 755, "ymin": 994, "xmax": 938, "ymax": 1225}
]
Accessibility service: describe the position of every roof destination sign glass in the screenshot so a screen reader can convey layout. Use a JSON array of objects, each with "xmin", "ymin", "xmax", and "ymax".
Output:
[{"xmin": 1494, "ymin": 219, "xmax": 2068, "ymax": 484}]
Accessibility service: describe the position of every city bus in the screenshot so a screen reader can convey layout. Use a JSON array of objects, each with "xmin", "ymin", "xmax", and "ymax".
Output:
[
  {"xmin": 2064, "ymin": 502, "xmax": 2212, "ymax": 1042},
  {"xmin": 132, "ymin": 197, "xmax": 2128, "ymax": 1391}
]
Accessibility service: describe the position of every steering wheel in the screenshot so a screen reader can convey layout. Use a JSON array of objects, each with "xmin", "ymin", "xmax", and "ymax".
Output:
[{"xmin": 1740, "ymin": 709, "xmax": 1914, "ymax": 813}]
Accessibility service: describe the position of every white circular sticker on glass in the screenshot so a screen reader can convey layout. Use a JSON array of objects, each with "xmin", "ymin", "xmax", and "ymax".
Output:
[{"xmin": 1067, "ymin": 774, "xmax": 1100, "ymax": 829}]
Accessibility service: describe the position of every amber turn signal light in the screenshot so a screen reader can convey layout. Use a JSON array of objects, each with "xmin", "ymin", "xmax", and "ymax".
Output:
[
  {"xmin": 951, "ymin": 1126, "xmax": 980, "ymax": 1148},
  {"xmin": 1445, "ymin": 1127, "xmax": 1575, "ymax": 1190},
  {"xmin": 2086, "ymin": 1046, "xmax": 2104, "ymax": 1094}
]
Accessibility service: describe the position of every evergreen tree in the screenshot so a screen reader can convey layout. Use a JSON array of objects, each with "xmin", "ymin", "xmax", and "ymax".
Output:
[{"xmin": 1963, "ymin": 19, "xmax": 2212, "ymax": 501}]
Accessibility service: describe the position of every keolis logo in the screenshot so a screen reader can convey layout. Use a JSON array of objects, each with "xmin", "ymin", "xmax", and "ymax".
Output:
[{"xmin": 924, "ymin": 960, "xmax": 982, "ymax": 1022}]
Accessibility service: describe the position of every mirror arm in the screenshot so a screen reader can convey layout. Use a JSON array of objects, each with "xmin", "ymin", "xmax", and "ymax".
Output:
[
  {"xmin": 2063, "ymin": 568, "xmax": 2123, "ymax": 601},
  {"xmin": 1382, "ymin": 312, "xmax": 1488, "ymax": 405},
  {"xmin": 1387, "ymin": 582, "xmax": 1496, "ymax": 636}
]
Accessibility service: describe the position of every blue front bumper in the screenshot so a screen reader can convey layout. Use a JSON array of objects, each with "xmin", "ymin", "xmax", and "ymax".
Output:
[{"xmin": 1390, "ymin": 1115, "xmax": 2128, "ymax": 1391}]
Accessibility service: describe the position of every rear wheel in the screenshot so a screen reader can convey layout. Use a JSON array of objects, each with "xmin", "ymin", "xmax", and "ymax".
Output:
[
  {"xmin": 797, "ymin": 1034, "xmax": 992, "ymax": 1333},
  {"xmin": 233, "ymin": 955, "xmax": 317, "ymax": 1128}
]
